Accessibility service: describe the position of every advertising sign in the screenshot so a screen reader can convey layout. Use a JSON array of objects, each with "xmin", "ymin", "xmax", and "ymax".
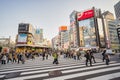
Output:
[
  {"xmin": 18, "ymin": 23, "xmax": 29, "ymax": 33},
  {"xmin": 17, "ymin": 34, "xmax": 27, "ymax": 44},
  {"xmin": 77, "ymin": 9, "xmax": 94, "ymax": 21},
  {"xmin": 59, "ymin": 26, "xmax": 67, "ymax": 31},
  {"xmin": 29, "ymin": 24, "xmax": 35, "ymax": 35},
  {"xmin": 27, "ymin": 34, "xmax": 34, "ymax": 45},
  {"xmin": 78, "ymin": 18, "xmax": 97, "ymax": 47},
  {"xmin": 35, "ymin": 29, "xmax": 43, "ymax": 34}
]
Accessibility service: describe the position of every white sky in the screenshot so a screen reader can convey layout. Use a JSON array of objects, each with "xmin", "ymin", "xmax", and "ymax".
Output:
[{"xmin": 0, "ymin": 0, "xmax": 119, "ymax": 41}]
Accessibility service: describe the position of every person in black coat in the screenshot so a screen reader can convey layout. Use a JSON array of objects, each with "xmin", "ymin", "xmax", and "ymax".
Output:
[
  {"xmin": 102, "ymin": 50, "xmax": 106, "ymax": 62},
  {"xmin": 84, "ymin": 50, "xmax": 92, "ymax": 66},
  {"xmin": 42, "ymin": 51, "xmax": 45, "ymax": 60},
  {"xmin": 90, "ymin": 50, "xmax": 96, "ymax": 63}
]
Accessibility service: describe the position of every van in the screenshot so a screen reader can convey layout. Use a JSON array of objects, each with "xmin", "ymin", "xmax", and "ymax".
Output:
[{"xmin": 105, "ymin": 49, "xmax": 115, "ymax": 55}]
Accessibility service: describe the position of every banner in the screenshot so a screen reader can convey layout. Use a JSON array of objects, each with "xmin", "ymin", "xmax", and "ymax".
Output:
[{"xmin": 77, "ymin": 9, "xmax": 94, "ymax": 21}]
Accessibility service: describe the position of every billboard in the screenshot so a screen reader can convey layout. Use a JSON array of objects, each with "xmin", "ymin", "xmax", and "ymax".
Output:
[
  {"xmin": 17, "ymin": 34, "xmax": 27, "ymax": 44},
  {"xmin": 77, "ymin": 9, "xmax": 94, "ymax": 21},
  {"xmin": 59, "ymin": 26, "xmax": 67, "ymax": 31},
  {"xmin": 18, "ymin": 23, "xmax": 29, "ymax": 33},
  {"xmin": 27, "ymin": 34, "xmax": 34, "ymax": 45},
  {"xmin": 35, "ymin": 29, "xmax": 43, "ymax": 34},
  {"xmin": 28, "ymin": 24, "xmax": 35, "ymax": 35},
  {"xmin": 78, "ymin": 18, "xmax": 97, "ymax": 47}
]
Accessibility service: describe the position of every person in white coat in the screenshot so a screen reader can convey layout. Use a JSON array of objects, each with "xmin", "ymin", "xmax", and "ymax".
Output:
[{"xmin": 1, "ymin": 53, "xmax": 7, "ymax": 64}]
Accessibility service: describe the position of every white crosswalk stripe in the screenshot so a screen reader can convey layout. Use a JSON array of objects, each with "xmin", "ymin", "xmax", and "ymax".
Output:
[
  {"xmin": 86, "ymin": 72, "xmax": 120, "ymax": 80},
  {"xmin": 44, "ymin": 65, "xmax": 120, "ymax": 80},
  {"xmin": 0, "ymin": 57, "xmax": 120, "ymax": 80},
  {"xmin": 0, "ymin": 75, "xmax": 5, "ymax": 78}
]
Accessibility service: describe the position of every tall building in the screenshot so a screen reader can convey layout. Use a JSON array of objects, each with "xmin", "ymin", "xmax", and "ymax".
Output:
[
  {"xmin": 34, "ymin": 28, "xmax": 43, "ymax": 44},
  {"xmin": 102, "ymin": 11, "xmax": 115, "ymax": 48},
  {"xmin": 16, "ymin": 23, "xmax": 47, "ymax": 52},
  {"xmin": 17, "ymin": 23, "xmax": 35, "ymax": 46},
  {"xmin": 114, "ymin": 1, "xmax": 120, "ymax": 51},
  {"xmin": 69, "ymin": 7, "xmax": 120, "ymax": 51},
  {"xmin": 59, "ymin": 26, "xmax": 69, "ymax": 50},
  {"xmin": 70, "ymin": 7, "xmax": 105, "ymax": 50},
  {"xmin": 114, "ymin": 1, "xmax": 120, "ymax": 19},
  {"xmin": 16, "ymin": 23, "xmax": 35, "ymax": 52},
  {"xmin": 0, "ymin": 36, "xmax": 11, "ymax": 47},
  {"xmin": 108, "ymin": 21, "xmax": 119, "ymax": 49},
  {"xmin": 52, "ymin": 35, "xmax": 60, "ymax": 50},
  {"xmin": 69, "ymin": 11, "xmax": 79, "ymax": 48}
]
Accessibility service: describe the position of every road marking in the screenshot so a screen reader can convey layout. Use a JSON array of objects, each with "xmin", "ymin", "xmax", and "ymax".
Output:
[
  {"xmin": 86, "ymin": 72, "xmax": 120, "ymax": 80},
  {"xmin": 5, "ymin": 62, "xmax": 120, "ymax": 80},
  {"xmin": 0, "ymin": 61, "xmax": 80, "ymax": 71},
  {"xmin": 21, "ymin": 61, "xmax": 113, "ymax": 75},
  {"xmin": 0, "ymin": 75, "xmax": 5, "ymax": 78},
  {"xmin": 0, "ymin": 62, "xmax": 85, "ymax": 74},
  {"xmin": 44, "ymin": 66, "xmax": 120, "ymax": 80},
  {"xmin": 62, "ymin": 62, "xmax": 120, "ymax": 73},
  {"xmin": 5, "ymin": 73, "xmax": 48, "ymax": 80}
]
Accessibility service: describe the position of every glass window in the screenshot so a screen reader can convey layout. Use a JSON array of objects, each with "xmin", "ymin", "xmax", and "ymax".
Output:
[{"xmin": 78, "ymin": 18, "xmax": 96, "ymax": 47}]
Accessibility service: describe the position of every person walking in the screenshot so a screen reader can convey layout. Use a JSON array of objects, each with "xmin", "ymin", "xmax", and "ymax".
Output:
[
  {"xmin": 12, "ymin": 53, "xmax": 17, "ymax": 63},
  {"xmin": 52, "ymin": 51, "xmax": 59, "ymax": 64},
  {"xmin": 84, "ymin": 50, "xmax": 92, "ymax": 66},
  {"xmin": 45, "ymin": 52, "xmax": 48, "ymax": 60},
  {"xmin": 21, "ymin": 53, "xmax": 25, "ymax": 64},
  {"xmin": 102, "ymin": 50, "xmax": 106, "ymax": 62},
  {"xmin": 17, "ymin": 52, "xmax": 22, "ymax": 64},
  {"xmin": 1, "ymin": 53, "xmax": 7, "ymax": 64},
  {"xmin": 42, "ymin": 51, "xmax": 45, "ymax": 60},
  {"xmin": 105, "ymin": 54, "xmax": 110, "ymax": 65},
  {"xmin": 76, "ymin": 49, "xmax": 81, "ymax": 60},
  {"xmin": 90, "ymin": 50, "xmax": 96, "ymax": 63},
  {"xmin": 31, "ymin": 53, "xmax": 35, "ymax": 60},
  {"xmin": 7, "ymin": 53, "xmax": 13, "ymax": 63},
  {"xmin": 73, "ymin": 50, "xmax": 77, "ymax": 60}
]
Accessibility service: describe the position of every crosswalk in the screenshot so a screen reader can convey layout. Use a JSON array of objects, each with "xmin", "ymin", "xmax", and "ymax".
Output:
[{"xmin": 0, "ymin": 56, "xmax": 120, "ymax": 80}]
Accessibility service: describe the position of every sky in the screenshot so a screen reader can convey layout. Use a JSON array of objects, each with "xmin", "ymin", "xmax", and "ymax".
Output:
[{"xmin": 0, "ymin": 0, "xmax": 119, "ymax": 41}]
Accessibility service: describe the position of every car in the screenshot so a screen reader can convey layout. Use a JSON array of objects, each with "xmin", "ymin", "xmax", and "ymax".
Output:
[{"xmin": 105, "ymin": 49, "xmax": 116, "ymax": 55}]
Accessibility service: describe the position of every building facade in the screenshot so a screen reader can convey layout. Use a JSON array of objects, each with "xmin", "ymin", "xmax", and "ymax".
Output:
[
  {"xmin": 34, "ymin": 28, "xmax": 43, "ymax": 44},
  {"xmin": 69, "ymin": 7, "xmax": 106, "ymax": 50},
  {"xmin": 69, "ymin": 7, "xmax": 120, "ymax": 51},
  {"xmin": 52, "ymin": 35, "xmax": 60, "ymax": 50},
  {"xmin": 108, "ymin": 21, "xmax": 119, "ymax": 50},
  {"xmin": 102, "ymin": 11, "xmax": 115, "ymax": 49},
  {"xmin": 16, "ymin": 23, "xmax": 49, "ymax": 53},
  {"xmin": 114, "ymin": 1, "xmax": 120, "ymax": 51},
  {"xmin": 59, "ymin": 26, "xmax": 69, "ymax": 50},
  {"xmin": 114, "ymin": 1, "xmax": 120, "ymax": 19},
  {"xmin": 69, "ymin": 11, "xmax": 79, "ymax": 48}
]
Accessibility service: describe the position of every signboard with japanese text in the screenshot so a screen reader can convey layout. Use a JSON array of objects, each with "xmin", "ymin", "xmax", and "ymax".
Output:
[{"xmin": 77, "ymin": 9, "xmax": 94, "ymax": 21}]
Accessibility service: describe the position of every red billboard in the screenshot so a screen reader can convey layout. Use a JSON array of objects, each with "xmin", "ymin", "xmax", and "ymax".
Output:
[{"xmin": 77, "ymin": 9, "xmax": 94, "ymax": 21}]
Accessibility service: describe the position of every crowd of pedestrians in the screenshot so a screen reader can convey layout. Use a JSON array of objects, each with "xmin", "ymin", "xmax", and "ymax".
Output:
[
  {"xmin": 0, "ymin": 49, "xmax": 52, "ymax": 65},
  {"xmin": 0, "ymin": 52, "xmax": 26, "ymax": 64},
  {"xmin": 0, "ymin": 48, "xmax": 113, "ymax": 66}
]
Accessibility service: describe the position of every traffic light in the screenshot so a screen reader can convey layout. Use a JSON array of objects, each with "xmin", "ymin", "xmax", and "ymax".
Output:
[{"xmin": 117, "ymin": 28, "xmax": 120, "ymax": 43}]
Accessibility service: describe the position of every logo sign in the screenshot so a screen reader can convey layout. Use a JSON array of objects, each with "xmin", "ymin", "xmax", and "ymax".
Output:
[
  {"xmin": 77, "ymin": 9, "xmax": 94, "ymax": 21},
  {"xmin": 17, "ymin": 34, "xmax": 27, "ymax": 44}
]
